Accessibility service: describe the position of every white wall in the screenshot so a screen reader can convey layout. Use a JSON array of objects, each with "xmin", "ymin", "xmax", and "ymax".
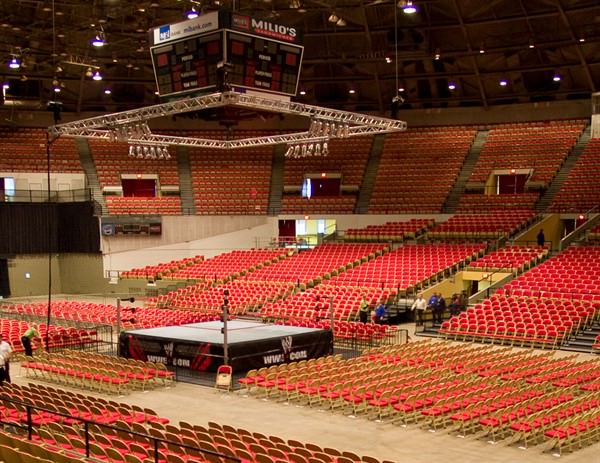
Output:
[{"xmin": 0, "ymin": 172, "xmax": 85, "ymax": 191}]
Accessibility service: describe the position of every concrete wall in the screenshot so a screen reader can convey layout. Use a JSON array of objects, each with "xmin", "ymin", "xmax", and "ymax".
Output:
[{"xmin": 8, "ymin": 254, "xmax": 61, "ymax": 297}]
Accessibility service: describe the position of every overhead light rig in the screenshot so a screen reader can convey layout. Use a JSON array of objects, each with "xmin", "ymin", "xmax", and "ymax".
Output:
[{"xmin": 49, "ymin": 90, "xmax": 407, "ymax": 151}]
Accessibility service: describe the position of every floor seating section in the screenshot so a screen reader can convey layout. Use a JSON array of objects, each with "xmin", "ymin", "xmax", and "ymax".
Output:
[
  {"xmin": 282, "ymin": 317, "xmax": 400, "ymax": 346},
  {"xmin": 470, "ymin": 119, "xmax": 586, "ymax": 187},
  {"xmin": 344, "ymin": 219, "xmax": 434, "ymax": 242},
  {"xmin": 20, "ymin": 350, "xmax": 174, "ymax": 395},
  {"xmin": 4, "ymin": 301, "xmax": 211, "ymax": 329},
  {"xmin": 120, "ymin": 255, "xmax": 205, "ymax": 280},
  {"xmin": 440, "ymin": 245, "xmax": 600, "ymax": 346},
  {"xmin": 0, "ymin": 319, "xmax": 97, "ymax": 354},
  {"xmin": 550, "ymin": 138, "xmax": 600, "ymax": 212},
  {"xmin": 467, "ymin": 244, "xmax": 549, "ymax": 274},
  {"xmin": 427, "ymin": 209, "xmax": 535, "ymax": 240},
  {"xmin": 0, "ymin": 127, "xmax": 82, "ymax": 173},
  {"xmin": 0, "ymin": 382, "xmax": 390, "ymax": 463},
  {"xmin": 239, "ymin": 340, "xmax": 600, "ymax": 456},
  {"xmin": 457, "ymin": 192, "xmax": 540, "ymax": 211},
  {"xmin": 326, "ymin": 243, "xmax": 485, "ymax": 293},
  {"xmin": 244, "ymin": 243, "xmax": 389, "ymax": 287},
  {"xmin": 104, "ymin": 196, "xmax": 181, "ymax": 215},
  {"xmin": 369, "ymin": 126, "xmax": 477, "ymax": 213},
  {"xmin": 188, "ymin": 133, "xmax": 273, "ymax": 215}
]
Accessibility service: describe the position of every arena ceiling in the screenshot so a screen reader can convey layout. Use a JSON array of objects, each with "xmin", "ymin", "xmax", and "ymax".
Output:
[{"xmin": 0, "ymin": 0, "xmax": 599, "ymax": 118}]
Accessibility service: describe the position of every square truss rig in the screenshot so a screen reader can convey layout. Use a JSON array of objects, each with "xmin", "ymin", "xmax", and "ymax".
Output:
[{"xmin": 49, "ymin": 91, "xmax": 407, "ymax": 150}]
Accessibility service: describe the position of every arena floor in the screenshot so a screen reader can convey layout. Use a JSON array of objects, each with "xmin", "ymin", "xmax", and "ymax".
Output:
[{"xmin": 10, "ymin": 321, "xmax": 600, "ymax": 463}]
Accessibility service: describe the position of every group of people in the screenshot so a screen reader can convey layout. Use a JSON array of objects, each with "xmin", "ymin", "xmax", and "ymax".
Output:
[
  {"xmin": 358, "ymin": 296, "xmax": 389, "ymax": 324},
  {"xmin": 0, "ymin": 323, "xmax": 42, "ymax": 385},
  {"xmin": 411, "ymin": 291, "xmax": 468, "ymax": 326}
]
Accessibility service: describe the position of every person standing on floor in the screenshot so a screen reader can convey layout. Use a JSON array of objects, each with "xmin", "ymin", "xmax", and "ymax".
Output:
[
  {"xmin": 537, "ymin": 228, "xmax": 545, "ymax": 248},
  {"xmin": 411, "ymin": 294, "xmax": 427, "ymax": 326},
  {"xmin": 21, "ymin": 323, "xmax": 41, "ymax": 357},
  {"xmin": 359, "ymin": 296, "xmax": 370, "ymax": 323},
  {"xmin": 435, "ymin": 293, "xmax": 446, "ymax": 324},
  {"xmin": 0, "ymin": 333, "xmax": 13, "ymax": 383}
]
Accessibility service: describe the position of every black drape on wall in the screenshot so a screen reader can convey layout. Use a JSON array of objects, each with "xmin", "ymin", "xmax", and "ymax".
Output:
[
  {"xmin": 0, "ymin": 259, "xmax": 9, "ymax": 298},
  {"xmin": 0, "ymin": 202, "xmax": 100, "ymax": 255}
]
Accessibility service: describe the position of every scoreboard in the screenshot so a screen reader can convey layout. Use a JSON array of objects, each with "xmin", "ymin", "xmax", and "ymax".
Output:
[{"xmin": 150, "ymin": 11, "xmax": 304, "ymax": 99}]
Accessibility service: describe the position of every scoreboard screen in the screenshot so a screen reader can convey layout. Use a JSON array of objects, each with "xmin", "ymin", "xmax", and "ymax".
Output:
[
  {"xmin": 151, "ymin": 31, "xmax": 223, "ymax": 96},
  {"xmin": 150, "ymin": 11, "xmax": 304, "ymax": 99},
  {"xmin": 225, "ymin": 30, "xmax": 303, "ymax": 95}
]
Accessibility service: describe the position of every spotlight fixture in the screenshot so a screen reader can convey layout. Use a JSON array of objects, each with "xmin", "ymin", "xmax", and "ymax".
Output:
[
  {"xmin": 402, "ymin": 1, "xmax": 417, "ymax": 14},
  {"xmin": 128, "ymin": 144, "xmax": 171, "ymax": 160},
  {"xmin": 448, "ymin": 82, "xmax": 456, "ymax": 90},
  {"xmin": 285, "ymin": 141, "xmax": 328, "ymax": 159},
  {"xmin": 348, "ymin": 88, "xmax": 356, "ymax": 94},
  {"xmin": 8, "ymin": 56, "xmax": 21, "ymax": 69},
  {"xmin": 85, "ymin": 67, "xmax": 93, "ymax": 77},
  {"xmin": 528, "ymin": 39, "xmax": 535, "ymax": 49},
  {"xmin": 91, "ymin": 30, "xmax": 106, "ymax": 47},
  {"xmin": 104, "ymin": 88, "xmax": 112, "ymax": 94},
  {"xmin": 385, "ymin": 56, "xmax": 392, "ymax": 64},
  {"xmin": 336, "ymin": 18, "xmax": 346, "ymax": 27},
  {"xmin": 328, "ymin": 13, "xmax": 338, "ymax": 23},
  {"xmin": 499, "ymin": 78, "xmax": 508, "ymax": 87},
  {"xmin": 479, "ymin": 45, "xmax": 485, "ymax": 54},
  {"xmin": 92, "ymin": 71, "xmax": 103, "ymax": 81},
  {"xmin": 434, "ymin": 49, "xmax": 440, "ymax": 60},
  {"xmin": 186, "ymin": 6, "xmax": 199, "ymax": 19},
  {"xmin": 552, "ymin": 73, "xmax": 561, "ymax": 82},
  {"xmin": 53, "ymin": 86, "xmax": 61, "ymax": 93},
  {"xmin": 299, "ymin": 89, "xmax": 306, "ymax": 95}
]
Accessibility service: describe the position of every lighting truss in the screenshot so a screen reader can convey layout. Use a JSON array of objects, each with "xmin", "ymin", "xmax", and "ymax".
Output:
[{"xmin": 49, "ymin": 90, "xmax": 407, "ymax": 149}]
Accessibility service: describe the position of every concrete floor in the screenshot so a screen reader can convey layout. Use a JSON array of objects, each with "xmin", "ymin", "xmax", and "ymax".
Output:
[{"xmin": 9, "ymin": 321, "xmax": 600, "ymax": 463}]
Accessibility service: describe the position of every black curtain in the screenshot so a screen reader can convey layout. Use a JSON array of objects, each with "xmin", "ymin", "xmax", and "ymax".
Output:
[
  {"xmin": 0, "ymin": 259, "xmax": 9, "ymax": 298},
  {"xmin": 0, "ymin": 202, "xmax": 100, "ymax": 254}
]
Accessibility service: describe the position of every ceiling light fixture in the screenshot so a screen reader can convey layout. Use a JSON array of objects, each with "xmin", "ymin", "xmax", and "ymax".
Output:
[
  {"xmin": 328, "ymin": 13, "xmax": 338, "ymax": 23},
  {"xmin": 336, "ymin": 18, "xmax": 346, "ymax": 27},
  {"xmin": 402, "ymin": 1, "xmax": 417, "ymax": 14},
  {"xmin": 186, "ymin": 6, "xmax": 199, "ymax": 19},
  {"xmin": 528, "ymin": 39, "xmax": 535, "ymax": 49},
  {"xmin": 91, "ymin": 30, "xmax": 106, "ymax": 47},
  {"xmin": 8, "ymin": 56, "xmax": 21, "ymax": 69},
  {"xmin": 499, "ymin": 78, "xmax": 508, "ymax": 87},
  {"xmin": 92, "ymin": 70, "xmax": 103, "ymax": 81},
  {"xmin": 434, "ymin": 49, "xmax": 440, "ymax": 60},
  {"xmin": 448, "ymin": 82, "xmax": 456, "ymax": 90},
  {"xmin": 552, "ymin": 73, "xmax": 561, "ymax": 82}
]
